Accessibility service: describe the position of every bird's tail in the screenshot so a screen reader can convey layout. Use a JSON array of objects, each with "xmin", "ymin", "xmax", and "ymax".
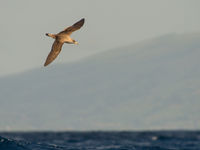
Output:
[{"xmin": 45, "ymin": 33, "xmax": 56, "ymax": 39}]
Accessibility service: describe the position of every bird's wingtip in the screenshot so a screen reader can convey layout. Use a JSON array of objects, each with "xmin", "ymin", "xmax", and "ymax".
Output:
[
  {"xmin": 81, "ymin": 18, "xmax": 85, "ymax": 22},
  {"xmin": 44, "ymin": 62, "xmax": 48, "ymax": 67}
]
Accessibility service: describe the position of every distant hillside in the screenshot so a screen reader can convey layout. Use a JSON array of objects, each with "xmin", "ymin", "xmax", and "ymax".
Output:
[{"xmin": 0, "ymin": 33, "xmax": 200, "ymax": 131}]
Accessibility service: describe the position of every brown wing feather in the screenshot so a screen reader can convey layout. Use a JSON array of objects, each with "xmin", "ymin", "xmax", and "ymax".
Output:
[
  {"xmin": 44, "ymin": 40, "xmax": 64, "ymax": 66},
  {"xmin": 59, "ymin": 18, "xmax": 85, "ymax": 35}
]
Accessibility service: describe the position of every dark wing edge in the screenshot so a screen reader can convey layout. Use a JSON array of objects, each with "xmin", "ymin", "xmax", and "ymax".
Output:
[
  {"xmin": 60, "ymin": 18, "xmax": 85, "ymax": 35},
  {"xmin": 44, "ymin": 40, "xmax": 64, "ymax": 66}
]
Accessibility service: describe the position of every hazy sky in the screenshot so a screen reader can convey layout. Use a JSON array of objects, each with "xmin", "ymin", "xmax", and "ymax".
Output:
[{"xmin": 1, "ymin": 0, "xmax": 200, "ymax": 76}]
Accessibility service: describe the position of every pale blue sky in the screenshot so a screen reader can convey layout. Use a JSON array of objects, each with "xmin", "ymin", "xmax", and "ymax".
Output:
[{"xmin": 1, "ymin": 0, "xmax": 200, "ymax": 76}]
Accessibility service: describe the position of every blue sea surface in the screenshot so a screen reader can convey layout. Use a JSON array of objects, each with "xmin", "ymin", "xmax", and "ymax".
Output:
[{"xmin": 0, "ymin": 131, "xmax": 200, "ymax": 150}]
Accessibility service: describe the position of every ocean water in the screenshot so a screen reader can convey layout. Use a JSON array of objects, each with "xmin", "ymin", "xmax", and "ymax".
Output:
[{"xmin": 0, "ymin": 131, "xmax": 200, "ymax": 150}]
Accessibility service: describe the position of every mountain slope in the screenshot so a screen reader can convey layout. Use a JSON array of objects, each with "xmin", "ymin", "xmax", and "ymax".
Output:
[{"xmin": 0, "ymin": 33, "xmax": 200, "ymax": 130}]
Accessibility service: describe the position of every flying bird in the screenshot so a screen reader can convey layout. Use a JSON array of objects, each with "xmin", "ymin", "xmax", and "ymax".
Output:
[{"xmin": 44, "ymin": 18, "xmax": 85, "ymax": 66}]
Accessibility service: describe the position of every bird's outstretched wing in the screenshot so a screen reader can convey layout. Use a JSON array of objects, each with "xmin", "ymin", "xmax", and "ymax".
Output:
[
  {"xmin": 44, "ymin": 40, "xmax": 64, "ymax": 66},
  {"xmin": 59, "ymin": 18, "xmax": 85, "ymax": 35}
]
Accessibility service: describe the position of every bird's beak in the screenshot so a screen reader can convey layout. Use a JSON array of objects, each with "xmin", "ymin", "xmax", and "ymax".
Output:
[{"xmin": 74, "ymin": 41, "xmax": 78, "ymax": 45}]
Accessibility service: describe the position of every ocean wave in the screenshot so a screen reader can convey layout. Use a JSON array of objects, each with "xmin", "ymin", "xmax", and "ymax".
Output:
[
  {"xmin": 0, "ymin": 131, "xmax": 200, "ymax": 150},
  {"xmin": 0, "ymin": 136, "xmax": 29, "ymax": 150}
]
